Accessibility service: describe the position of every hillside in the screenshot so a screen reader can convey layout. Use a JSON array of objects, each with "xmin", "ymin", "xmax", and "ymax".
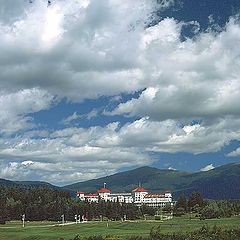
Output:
[
  {"xmin": 0, "ymin": 178, "xmax": 60, "ymax": 190},
  {"xmin": 0, "ymin": 178, "xmax": 18, "ymax": 187},
  {"xmin": 0, "ymin": 162, "xmax": 239, "ymax": 200},
  {"xmin": 64, "ymin": 163, "xmax": 240, "ymax": 200},
  {"xmin": 64, "ymin": 166, "xmax": 189, "ymax": 193},
  {"xmin": 178, "ymin": 162, "xmax": 240, "ymax": 199}
]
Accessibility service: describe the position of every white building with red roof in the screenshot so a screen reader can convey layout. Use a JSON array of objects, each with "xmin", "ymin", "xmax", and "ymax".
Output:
[
  {"xmin": 84, "ymin": 193, "xmax": 99, "ymax": 203},
  {"xmin": 132, "ymin": 187, "xmax": 149, "ymax": 205},
  {"xmin": 97, "ymin": 187, "xmax": 111, "ymax": 201},
  {"xmin": 77, "ymin": 192, "xmax": 99, "ymax": 202},
  {"xmin": 77, "ymin": 184, "xmax": 173, "ymax": 207},
  {"xmin": 143, "ymin": 191, "xmax": 172, "ymax": 207}
]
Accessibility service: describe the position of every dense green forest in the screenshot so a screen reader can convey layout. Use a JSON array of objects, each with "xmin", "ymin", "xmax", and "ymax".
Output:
[
  {"xmin": 174, "ymin": 192, "xmax": 240, "ymax": 219},
  {"xmin": 0, "ymin": 187, "xmax": 154, "ymax": 223}
]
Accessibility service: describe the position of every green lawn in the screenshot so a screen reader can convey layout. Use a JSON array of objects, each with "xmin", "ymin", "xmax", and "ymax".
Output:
[{"xmin": 0, "ymin": 216, "xmax": 239, "ymax": 240}]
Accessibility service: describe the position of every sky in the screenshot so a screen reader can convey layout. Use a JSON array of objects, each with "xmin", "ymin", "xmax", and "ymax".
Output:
[{"xmin": 0, "ymin": 0, "xmax": 240, "ymax": 186}]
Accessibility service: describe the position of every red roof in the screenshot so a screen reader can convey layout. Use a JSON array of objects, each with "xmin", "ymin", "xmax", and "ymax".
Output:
[
  {"xmin": 132, "ymin": 187, "xmax": 148, "ymax": 192},
  {"xmin": 77, "ymin": 191, "xmax": 85, "ymax": 195},
  {"xmin": 85, "ymin": 193, "xmax": 98, "ymax": 198},
  {"xmin": 145, "ymin": 193, "xmax": 165, "ymax": 198},
  {"xmin": 97, "ymin": 188, "xmax": 111, "ymax": 193},
  {"xmin": 165, "ymin": 189, "xmax": 172, "ymax": 193}
]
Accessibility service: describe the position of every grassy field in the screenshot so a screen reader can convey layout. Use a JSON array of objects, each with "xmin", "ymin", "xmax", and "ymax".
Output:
[{"xmin": 0, "ymin": 216, "xmax": 239, "ymax": 240}]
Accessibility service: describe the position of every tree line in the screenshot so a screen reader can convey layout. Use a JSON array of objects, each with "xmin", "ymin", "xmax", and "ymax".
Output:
[
  {"xmin": 174, "ymin": 192, "xmax": 240, "ymax": 219},
  {"xmin": 0, "ymin": 186, "xmax": 155, "ymax": 223}
]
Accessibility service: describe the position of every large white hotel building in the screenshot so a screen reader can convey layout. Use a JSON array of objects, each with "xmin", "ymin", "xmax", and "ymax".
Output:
[{"xmin": 77, "ymin": 185, "xmax": 173, "ymax": 207}]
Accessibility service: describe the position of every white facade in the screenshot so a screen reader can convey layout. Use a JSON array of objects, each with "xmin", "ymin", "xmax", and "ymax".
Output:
[
  {"xmin": 77, "ymin": 192, "xmax": 85, "ymax": 201},
  {"xmin": 77, "ymin": 186, "xmax": 173, "ymax": 207},
  {"xmin": 85, "ymin": 194, "xmax": 99, "ymax": 203},
  {"xmin": 98, "ymin": 191, "xmax": 111, "ymax": 201},
  {"xmin": 108, "ymin": 193, "xmax": 133, "ymax": 203},
  {"xmin": 143, "ymin": 193, "xmax": 173, "ymax": 207},
  {"xmin": 132, "ymin": 187, "xmax": 149, "ymax": 206}
]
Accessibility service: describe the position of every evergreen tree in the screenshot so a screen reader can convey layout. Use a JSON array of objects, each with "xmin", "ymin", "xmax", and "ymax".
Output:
[
  {"xmin": 188, "ymin": 192, "xmax": 203, "ymax": 211},
  {"xmin": 176, "ymin": 194, "xmax": 187, "ymax": 211}
]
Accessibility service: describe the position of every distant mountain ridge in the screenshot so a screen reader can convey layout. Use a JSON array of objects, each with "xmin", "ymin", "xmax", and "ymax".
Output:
[
  {"xmin": 0, "ymin": 162, "xmax": 239, "ymax": 200},
  {"xmin": 0, "ymin": 179, "xmax": 60, "ymax": 189},
  {"xmin": 64, "ymin": 163, "xmax": 240, "ymax": 200}
]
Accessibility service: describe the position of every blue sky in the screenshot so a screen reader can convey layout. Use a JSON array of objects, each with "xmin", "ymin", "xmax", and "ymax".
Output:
[{"xmin": 0, "ymin": 0, "xmax": 240, "ymax": 185}]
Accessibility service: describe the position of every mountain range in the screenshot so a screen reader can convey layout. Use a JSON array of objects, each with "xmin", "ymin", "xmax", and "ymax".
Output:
[{"xmin": 1, "ymin": 162, "xmax": 239, "ymax": 200}]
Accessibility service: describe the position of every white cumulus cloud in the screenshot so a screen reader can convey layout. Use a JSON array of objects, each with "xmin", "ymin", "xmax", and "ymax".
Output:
[
  {"xmin": 0, "ymin": 88, "xmax": 55, "ymax": 135},
  {"xmin": 0, "ymin": 0, "xmax": 240, "ymax": 184},
  {"xmin": 200, "ymin": 164, "xmax": 215, "ymax": 172}
]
